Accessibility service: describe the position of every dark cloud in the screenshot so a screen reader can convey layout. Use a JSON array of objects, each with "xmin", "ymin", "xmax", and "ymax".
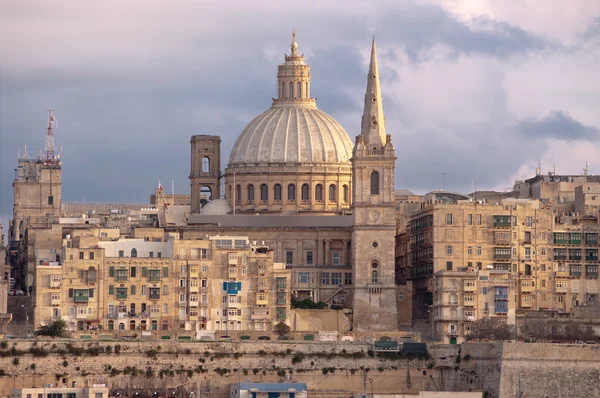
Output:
[
  {"xmin": 517, "ymin": 110, "xmax": 600, "ymax": 141},
  {"xmin": 377, "ymin": 5, "xmax": 552, "ymax": 61}
]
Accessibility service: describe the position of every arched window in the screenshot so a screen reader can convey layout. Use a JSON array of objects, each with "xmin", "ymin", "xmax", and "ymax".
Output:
[
  {"xmin": 281, "ymin": 82, "xmax": 286, "ymax": 99},
  {"xmin": 140, "ymin": 320, "xmax": 147, "ymax": 330},
  {"xmin": 328, "ymin": 184, "xmax": 336, "ymax": 202},
  {"xmin": 235, "ymin": 184, "xmax": 241, "ymax": 204},
  {"xmin": 371, "ymin": 270, "xmax": 378, "ymax": 283},
  {"xmin": 200, "ymin": 186, "xmax": 212, "ymax": 205},
  {"xmin": 151, "ymin": 320, "xmax": 158, "ymax": 331},
  {"xmin": 289, "ymin": 82, "xmax": 294, "ymax": 99},
  {"xmin": 118, "ymin": 323, "xmax": 125, "ymax": 330},
  {"xmin": 301, "ymin": 184, "xmax": 309, "ymax": 201},
  {"xmin": 297, "ymin": 82, "xmax": 302, "ymax": 98},
  {"xmin": 131, "ymin": 248, "xmax": 137, "ymax": 258},
  {"xmin": 202, "ymin": 156, "xmax": 210, "ymax": 173},
  {"xmin": 343, "ymin": 185, "xmax": 349, "ymax": 202},
  {"xmin": 370, "ymin": 171, "xmax": 380, "ymax": 194},
  {"xmin": 227, "ymin": 185, "xmax": 232, "ymax": 202},
  {"xmin": 129, "ymin": 320, "xmax": 136, "ymax": 330},
  {"xmin": 274, "ymin": 184, "xmax": 282, "ymax": 201},
  {"xmin": 260, "ymin": 184, "xmax": 268, "ymax": 202},
  {"xmin": 288, "ymin": 184, "xmax": 296, "ymax": 201},
  {"xmin": 248, "ymin": 184, "xmax": 255, "ymax": 202},
  {"xmin": 315, "ymin": 184, "xmax": 323, "ymax": 201}
]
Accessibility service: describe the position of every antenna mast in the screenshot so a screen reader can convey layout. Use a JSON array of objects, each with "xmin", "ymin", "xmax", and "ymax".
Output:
[
  {"xmin": 45, "ymin": 110, "xmax": 56, "ymax": 163},
  {"xmin": 584, "ymin": 161, "xmax": 589, "ymax": 176}
]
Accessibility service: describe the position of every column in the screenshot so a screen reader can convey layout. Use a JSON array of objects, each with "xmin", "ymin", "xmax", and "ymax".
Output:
[
  {"xmin": 325, "ymin": 240, "xmax": 331, "ymax": 266},
  {"xmin": 341, "ymin": 240, "xmax": 348, "ymax": 265}
]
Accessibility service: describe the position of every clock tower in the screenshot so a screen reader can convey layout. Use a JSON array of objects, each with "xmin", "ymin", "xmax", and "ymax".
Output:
[{"xmin": 350, "ymin": 39, "xmax": 398, "ymax": 331}]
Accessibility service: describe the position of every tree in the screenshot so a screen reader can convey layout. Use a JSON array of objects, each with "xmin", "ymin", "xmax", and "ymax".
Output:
[
  {"xmin": 35, "ymin": 319, "xmax": 68, "ymax": 338},
  {"xmin": 466, "ymin": 317, "xmax": 513, "ymax": 342},
  {"xmin": 273, "ymin": 322, "xmax": 291, "ymax": 338}
]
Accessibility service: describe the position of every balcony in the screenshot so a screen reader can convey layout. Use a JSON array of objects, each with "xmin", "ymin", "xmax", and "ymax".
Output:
[
  {"xmin": 51, "ymin": 297, "xmax": 61, "ymax": 306},
  {"xmin": 276, "ymin": 283, "xmax": 287, "ymax": 291},
  {"xmin": 493, "ymin": 216, "xmax": 511, "ymax": 228},
  {"xmin": 556, "ymin": 286, "xmax": 568, "ymax": 293},
  {"xmin": 107, "ymin": 313, "xmax": 117, "ymax": 319},
  {"xmin": 258, "ymin": 266, "xmax": 267, "ymax": 275},
  {"xmin": 495, "ymin": 294, "xmax": 509, "ymax": 300},
  {"xmin": 494, "ymin": 232, "xmax": 511, "ymax": 245},
  {"xmin": 250, "ymin": 307, "xmax": 270, "ymax": 320},
  {"xmin": 189, "ymin": 301, "xmax": 199, "ymax": 307},
  {"xmin": 116, "ymin": 291, "xmax": 128, "ymax": 300},
  {"xmin": 257, "ymin": 294, "xmax": 269, "ymax": 306},
  {"xmin": 520, "ymin": 299, "xmax": 532, "ymax": 308},
  {"xmin": 50, "ymin": 279, "xmax": 62, "ymax": 288},
  {"xmin": 116, "ymin": 275, "xmax": 128, "ymax": 282},
  {"xmin": 554, "ymin": 255, "xmax": 567, "ymax": 261},
  {"xmin": 439, "ymin": 285, "xmax": 458, "ymax": 292},
  {"xmin": 569, "ymin": 256, "xmax": 582, "ymax": 261},
  {"xmin": 74, "ymin": 290, "xmax": 89, "ymax": 303},
  {"xmin": 76, "ymin": 312, "xmax": 87, "ymax": 319},
  {"xmin": 494, "ymin": 254, "xmax": 511, "ymax": 261},
  {"xmin": 520, "ymin": 284, "xmax": 534, "ymax": 293},
  {"xmin": 149, "ymin": 294, "xmax": 160, "ymax": 301},
  {"xmin": 148, "ymin": 274, "xmax": 161, "ymax": 282},
  {"xmin": 178, "ymin": 313, "xmax": 187, "ymax": 321}
]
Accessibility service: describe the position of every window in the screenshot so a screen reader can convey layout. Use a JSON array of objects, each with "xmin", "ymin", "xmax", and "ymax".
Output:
[
  {"xmin": 274, "ymin": 184, "xmax": 282, "ymax": 201},
  {"xmin": 202, "ymin": 156, "xmax": 210, "ymax": 172},
  {"xmin": 322, "ymin": 272, "xmax": 330, "ymax": 285},
  {"xmin": 163, "ymin": 285, "xmax": 169, "ymax": 295},
  {"xmin": 526, "ymin": 216, "xmax": 533, "ymax": 227},
  {"xmin": 332, "ymin": 272, "xmax": 342, "ymax": 285},
  {"xmin": 446, "ymin": 213, "xmax": 453, "ymax": 225},
  {"xmin": 301, "ymin": 184, "xmax": 309, "ymax": 201},
  {"xmin": 333, "ymin": 251, "xmax": 340, "ymax": 265},
  {"xmin": 370, "ymin": 171, "xmax": 379, "ymax": 194},
  {"xmin": 467, "ymin": 214, "xmax": 473, "ymax": 225},
  {"xmin": 482, "ymin": 287, "xmax": 487, "ymax": 295},
  {"xmin": 260, "ymin": 184, "xmax": 268, "ymax": 201},
  {"xmin": 541, "ymin": 248, "xmax": 546, "ymax": 256},
  {"xmin": 286, "ymin": 251, "xmax": 294, "ymax": 265},
  {"xmin": 89, "ymin": 251, "xmax": 95, "ymax": 260},
  {"xmin": 476, "ymin": 214, "xmax": 482, "ymax": 225},
  {"xmin": 371, "ymin": 270, "xmax": 378, "ymax": 283},
  {"xmin": 467, "ymin": 246, "xmax": 472, "ymax": 255},
  {"xmin": 446, "ymin": 261, "xmax": 453, "ymax": 271},
  {"xmin": 343, "ymin": 185, "xmax": 349, "ymax": 202},
  {"xmin": 116, "ymin": 269, "xmax": 128, "ymax": 281},
  {"xmin": 315, "ymin": 184, "xmax": 323, "ymax": 201},
  {"xmin": 149, "ymin": 251, "xmax": 154, "ymax": 258},
  {"xmin": 118, "ymin": 250, "xmax": 124, "ymax": 258},
  {"xmin": 48, "ymin": 195, "xmax": 54, "ymax": 205},
  {"xmin": 477, "ymin": 246, "xmax": 482, "ymax": 256},
  {"xmin": 344, "ymin": 272, "xmax": 352, "ymax": 285},
  {"xmin": 329, "ymin": 184, "xmax": 336, "ymax": 201},
  {"xmin": 130, "ymin": 285, "xmax": 136, "ymax": 295},
  {"xmin": 298, "ymin": 272, "xmax": 310, "ymax": 284},
  {"xmin": 131, "ymin": 248, "xmax": 137, "ymax": 258},
  {"xmin": 79, "ymin": 251, "xmax": 84, "ymax": 260},
  {"xmin": 163, "ymin": 267, "xmax": 169, "ymax": 277},
  {"xmin": 130, "ymin": 267, "xmax": 136, "ymax": 278},
  {"xmin": 149, "ymin": 288, "xmax": 160, "ymax": 300},
  {"xmin": 541, "ymin": 279, "xmax": 546, "ymax": 287},
  {"xmin": 287, "ymin": 184, "xmax": 296, "ymax": 201},
  {"xmin": 306, "ymin": 251, "xmax": 313, "ymax": 265},
  {"xmin": 247, "ymin": 184, "xmax": 255, "ymax": 201},
  {"xmin": 446, "ymin": 245, "xmax": 453, "ymax": 255},
  {"xmin": 163, "ymin": 304, "xmax": 168, "ymax": 314}
]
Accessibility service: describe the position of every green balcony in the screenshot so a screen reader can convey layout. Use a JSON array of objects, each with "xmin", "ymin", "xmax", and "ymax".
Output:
[
  {"xmin": 74, "ymin": 290, "xmax": 89, "ymax": 303},
  {"xmin": 116, "ymin": 289, "xmax": 128, "ymax": 300},
  {"xmin": 493, "ymin": 216, "xmax": 511, "ymax": 229}
]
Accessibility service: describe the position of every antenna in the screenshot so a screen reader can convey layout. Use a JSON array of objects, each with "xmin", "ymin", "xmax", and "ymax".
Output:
[
  {"xmin": 23, "ymin": 145, "xmax": 29, "ymax": 159},
  {"xmin": 584, "ymin": 161, "xmax": 589, "ymax": 176},
  {"xmin": 45, "ymin": 110, "xmax": 57, "ymax": 163}
]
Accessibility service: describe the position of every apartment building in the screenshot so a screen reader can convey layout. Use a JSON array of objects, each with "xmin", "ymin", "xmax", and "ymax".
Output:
[
  {"xmin": 33, "ymin": 228, "xmax": 291, "ymax": 336},
  {"xmin": 399, "ymin": 196, "xmax": 557, "ymax": 343}
]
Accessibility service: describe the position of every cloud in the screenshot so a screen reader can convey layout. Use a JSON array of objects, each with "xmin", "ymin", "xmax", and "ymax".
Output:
[
  {"xmin": 516, "ymin": 110, "xmax": 600, "ymax": 141},
  {"xmin": 1, "ymin": 0, "xmax": 599, "ymax": 224}
]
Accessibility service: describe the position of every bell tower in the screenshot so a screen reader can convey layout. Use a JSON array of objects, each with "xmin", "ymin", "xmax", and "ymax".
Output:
[
  {"xmin": 351, "ymin": 39, "xmax": 398, "ymax": 331},
  {"xmin": 190, "ymin": 135, "xmax": 221, "ymax": 213}
]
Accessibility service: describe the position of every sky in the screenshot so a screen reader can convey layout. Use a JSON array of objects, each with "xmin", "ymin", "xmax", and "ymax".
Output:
[{"xmin": 1, "ymin": 0, "xmax": 600, "ymax": 232}]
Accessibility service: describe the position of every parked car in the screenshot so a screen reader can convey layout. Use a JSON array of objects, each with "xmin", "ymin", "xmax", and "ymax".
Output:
[
  {"xmin": 8, "ymin": 289, "xmax": 24, "ymax": 296},
  {"xmin": 257, "ymin": 335, "xmax": 271, "ymax": 340}
]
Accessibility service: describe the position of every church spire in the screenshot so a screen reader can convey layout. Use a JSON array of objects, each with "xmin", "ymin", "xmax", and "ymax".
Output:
[
  {"xmin": 291, "ymin": 29, "xmax": 298, "ymax": 56},
  {"xmin": 360, "ymin": 38, "xmax": 386, "ymax": 150}
]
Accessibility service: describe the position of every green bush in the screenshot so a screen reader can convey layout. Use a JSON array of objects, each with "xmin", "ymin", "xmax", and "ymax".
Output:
[
  {"xmin": 12, "ymin": 358, "xmax": 19, "ymax": 366},
  {"xmin": 36, "ymin": 319, "xmax": 68, "ymax": 338},
  {"xmin": 291, "ymin": 297, "xmax": 327, "ymax": 309}
]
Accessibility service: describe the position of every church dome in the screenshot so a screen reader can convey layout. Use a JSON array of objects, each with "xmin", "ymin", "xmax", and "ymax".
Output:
[{"xmin": 228, "ymin": 104, "xmax": 353, "ymax": 166}]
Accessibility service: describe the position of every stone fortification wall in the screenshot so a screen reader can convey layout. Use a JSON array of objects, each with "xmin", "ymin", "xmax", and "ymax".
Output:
[
  {"xmin": 3, "ymin": 341, "xmax": 599, "ymax": 398},
  {"xmin": 0, "ymin": 340, "xmax": 436, "ymax": 397}
]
